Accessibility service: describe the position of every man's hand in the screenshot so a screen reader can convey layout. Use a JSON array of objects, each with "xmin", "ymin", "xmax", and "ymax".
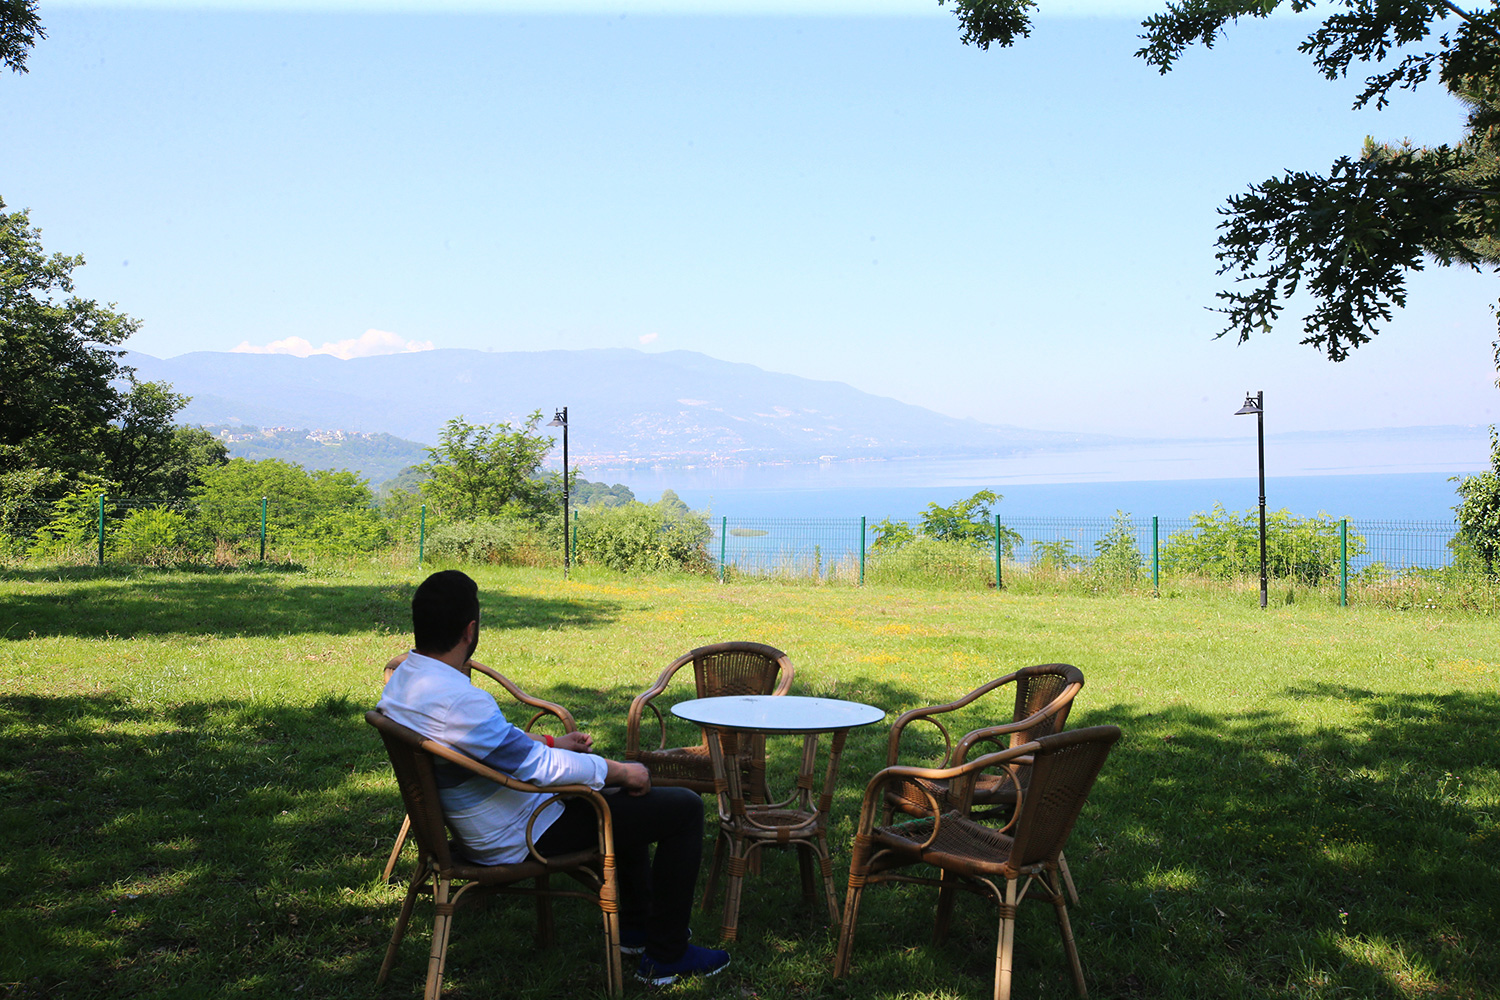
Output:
[
  {"xmin": 605, "ymin": 760, "xmax": 652, "ymax": 796},
  {"xmin": 554, "ymin": 730, "xmax": 594, "ymax": 754}
]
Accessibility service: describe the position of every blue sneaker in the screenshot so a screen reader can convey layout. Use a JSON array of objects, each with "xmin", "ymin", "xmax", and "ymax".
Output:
[{"xmin": 634, "ymin": 943, "xmax": 731, "ymax": 986}]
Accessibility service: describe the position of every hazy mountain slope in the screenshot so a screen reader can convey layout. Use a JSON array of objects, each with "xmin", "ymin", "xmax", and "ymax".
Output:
[
  {"xmin": 128, "ymin": 348, "xmax": 1107, "ymax": 463},
  {"xmin": 203, "ymin": 425, "xmax": 429, "ymax": 486}
]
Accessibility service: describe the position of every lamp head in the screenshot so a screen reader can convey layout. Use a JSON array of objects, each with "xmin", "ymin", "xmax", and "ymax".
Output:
[
  {"xmin": 1234, "ymin": 392, "xmax": 1262, "ymax": 416},
  {"xmin": 548, "ymin": 408, "xmax": 566, "ymax": 427}
]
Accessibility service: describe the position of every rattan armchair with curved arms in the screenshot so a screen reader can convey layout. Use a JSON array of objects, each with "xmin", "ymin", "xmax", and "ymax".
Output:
[
  {"xmin": 835, "ymin": 725, "xmax": 1121, "ymax": 1000},
  {"xmin": 882, "ymin": 663, "xmax": 1085, "ymax": 901},
  {"xmin": 624, "ymin": 641, "xmax": 794, "ymax": 798},
  {"xmin": 381, "ymin": 653, "xmax": 580, "ymax": 882},
  {"xmin": 366, "ymin": 710, "xmax": 623, "ymax": 1000}
]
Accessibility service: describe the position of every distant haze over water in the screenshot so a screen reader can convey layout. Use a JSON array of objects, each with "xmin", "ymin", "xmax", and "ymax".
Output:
[{"xmin": 587, "ymin": 433, "xmax": 1486, "ymax": 522}]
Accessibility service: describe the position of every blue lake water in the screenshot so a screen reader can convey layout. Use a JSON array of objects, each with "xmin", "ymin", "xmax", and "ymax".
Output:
[{"xmin": 607, "ymin": 470, "xmax": 1467, "ymax": 523}]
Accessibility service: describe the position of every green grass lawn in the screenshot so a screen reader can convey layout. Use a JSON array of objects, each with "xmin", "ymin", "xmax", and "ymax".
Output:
[{"xmin": 1, "ymin": 563, "xmax": 1497, "ymax": 999}]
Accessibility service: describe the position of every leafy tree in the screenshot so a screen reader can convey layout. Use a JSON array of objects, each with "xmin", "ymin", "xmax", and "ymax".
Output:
[
  {"xmin": 1454, "ymin": 426, "xmax": 1500, "ymax": 574},
  {"xmin": 104, "ymin": 382, "xmax": 192, "ymax": 495},
  {"xmin": 193, "ymin": 458, "xmax": 382, "ymax": 555},
  {"xmin": 573, "ymin": 478, "xmax": 635, "ymax": 508},
  {"xmin": 0, "ymin": 199, "xmax": 188, "ymax": 489},
  {"xmin": 871, "ymin": 489, "xmax": 1022, "ymax": 555},
  {"xmin": 869, "ymin": 517, "xmax": 917, "ymax": 552},
  {"xmin": 153, "ymin": 426, "xmax": 231, "ymax": 497},
  {"xmin": 417, "ymin": 414, "xmax": 556, "ymax": 522},
  {"xmin": 380, "ymin": 463, "xmax": 429, "ymax": 497},
  {"xmin": 1, "ymin": 0, "xmax": 44, "ymax": 74},
  {"xmin": 942, "ymin": 0, "xmax": 1500, "ymax": 361},
  {"xmin": 922, "ymin": 489, "xmax": 1023, "ymax": 554},
  {"xmin": 656, "ymin": 488, "xmax": 690, "ymax": 517}
]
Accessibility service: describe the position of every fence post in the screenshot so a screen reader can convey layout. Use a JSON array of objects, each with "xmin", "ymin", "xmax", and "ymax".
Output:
[
  {"xmin": 1152, "ymin": 516, "xmax": 1160, "ymax": 595},
  {"xmin": 859, "ymin": 516, "xmax": 866, "ymax": 587},
  {"xmin": 97, "ymin": 494, "xmax": 105, "ymax": 566},
  {"xmin": 418, "ymin": 504, "xmax": 426, "ymax": 568},
  {"xmin": 259, "ymin": 497, "xmax": 268, "ymax": 561},
  {"xmin": 994, "ymin": 515, "xmax": 1003, "ymax": 589},
  {"xmin": 719, "ymin": 516, "xmax": 727, "ymax": 584},
  {"xmin": 1340, "ymin": 518, "xmax": 1348, "ymax": 607}
]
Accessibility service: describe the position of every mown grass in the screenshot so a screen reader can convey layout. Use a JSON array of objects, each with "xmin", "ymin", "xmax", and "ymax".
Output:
[{"xmin": 1, "ymin": 562, "xmax": 1497, "ymax": 999}]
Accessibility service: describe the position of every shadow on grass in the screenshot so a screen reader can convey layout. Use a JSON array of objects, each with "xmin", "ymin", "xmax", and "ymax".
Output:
[
  {"xmin": 0, "ymin": 568, "xmax": 622, "ymax": 640},
  {"xmin": 0, "ymin": 690, "xmax": 637, "ymax": 1000},
  {"xmin": 832, "ymin": 686, "xmax": 1500, "ymax": 1000},
  {"xmin": 4, "ymin": 683, "xmax": 1497, "ymax": 1000}
]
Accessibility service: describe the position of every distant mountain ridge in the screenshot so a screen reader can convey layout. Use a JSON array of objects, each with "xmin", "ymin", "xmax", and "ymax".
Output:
[{"xmin": 126, "ymin": 348, "xmax": 1113, "ymax": 469}]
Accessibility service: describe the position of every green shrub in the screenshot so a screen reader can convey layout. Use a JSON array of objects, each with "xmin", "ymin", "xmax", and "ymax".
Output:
[
  {"xmin": 574, "ymin": 500, "xmax": 711, "ymax": 573},
  {"xmin": 28, "ymin": 484, "xmax": 110, "ymax": 562},
  {"xmin": 111, "ymin": 506, "xmax": 193, "ymax": 564},
  {"xmin": 1454, "ymin": 427, "xmax": 1500, "ymax": 576},
  {"xmin": 866, "ymin": 535, "xmax": 996, "ymax": 588},
  {"xmin": 424, "ymin": 516, "xmax": 550, "ymax": 565},
  {"xmin": 1093, "ymin": 510, "xmax": 1145, "ymax": 583},
  {"xmin": 1031, "ymin": 538, "xmax": 1083, "ymax": 570},
  {"xmin": 1160, "ymin": 503, "xmax": 1366, "ymax": 585}
]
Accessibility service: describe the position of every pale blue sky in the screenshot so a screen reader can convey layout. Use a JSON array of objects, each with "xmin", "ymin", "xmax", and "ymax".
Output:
[{"xmin": 5, "ymin": 1, "xmax": 1494, "ymax": 442}]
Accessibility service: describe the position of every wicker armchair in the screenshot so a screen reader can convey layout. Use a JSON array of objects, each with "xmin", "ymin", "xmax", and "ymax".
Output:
[
  {"xmin": 380, "ymin": 653, "xmax": 579, "ymax": 882},
  {"xmin": 366, "ymin": 710, "xmax": 622, "ymax": 1000},
  {"xmin": 835, "ymin": 725, "xmax": 1121, "ymax": 1000},
  {"xmin": 624, "ymin": 641, "xmax": 794, "ymax": 798},
  {"xmin": 883, "ymin": 663, "xmax": 1084, "ymax": 901}
]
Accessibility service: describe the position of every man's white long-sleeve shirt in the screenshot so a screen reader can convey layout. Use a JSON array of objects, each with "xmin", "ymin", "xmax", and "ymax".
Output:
[{"xmin": 377, "ymin": 650, "xmax": 607, "ymax": 864}]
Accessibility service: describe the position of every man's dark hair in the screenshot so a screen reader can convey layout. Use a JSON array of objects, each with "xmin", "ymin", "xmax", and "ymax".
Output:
[{"xmin": 412, "ymin": 570, "xmax": 480, "ymax": 654}]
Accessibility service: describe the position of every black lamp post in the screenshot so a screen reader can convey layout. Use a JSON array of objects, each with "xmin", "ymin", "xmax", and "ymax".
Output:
[
  {"xmin": 1234, "ymin": 391, "xmax": 1267, "ymax": 609},
  {"xmin": 548, "ymin": 407, "xmax": 569, "ymax": 579}
]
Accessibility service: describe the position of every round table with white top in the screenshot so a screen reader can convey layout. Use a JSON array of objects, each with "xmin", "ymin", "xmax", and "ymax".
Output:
[{"xmin": 671, "ymin": 694, "xmax": 885, "ymax": 941}]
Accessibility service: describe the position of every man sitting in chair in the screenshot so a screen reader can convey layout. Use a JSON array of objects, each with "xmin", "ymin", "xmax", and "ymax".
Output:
[{"xmin": 379, "ymin": 569, "xmax": 730, "ymax": 986}]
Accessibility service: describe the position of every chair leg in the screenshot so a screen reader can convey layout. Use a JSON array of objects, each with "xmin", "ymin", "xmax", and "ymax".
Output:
[
  {"xmin": 993, "ymin": 878, "xmax": 1019, "ymax": 1000},
  {"xmin": 833, "ymin": 874, "xmax": 867, "ymax": 979},
  {"xmin": 382, "ymin": 813, "xmax": 412, "ymax": 882},
  {"xmin": 599, "ymin": 881, "xmax": 624, "ymax": 998},
  {"xmin": 425, "ymin": 878, "xmax": 456, "ymax": 1000},
  {"xmin": 1050, "ymin": 870, "xmax": 1088, "ymax": 998},
  {"xmin": 535, "ymin": 874, "xmax": 554, "ymax": 948},
  {"xmin": 934, "ymin": 869, "xmax": 958, "ymax": 944},
  {"xmin": 377, "ymin": 867, "xmax": 424, "ymax": 987},
  {"xmin": 1058, "ymin": 850, "xmax": 1080, "ymax": 907}
]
